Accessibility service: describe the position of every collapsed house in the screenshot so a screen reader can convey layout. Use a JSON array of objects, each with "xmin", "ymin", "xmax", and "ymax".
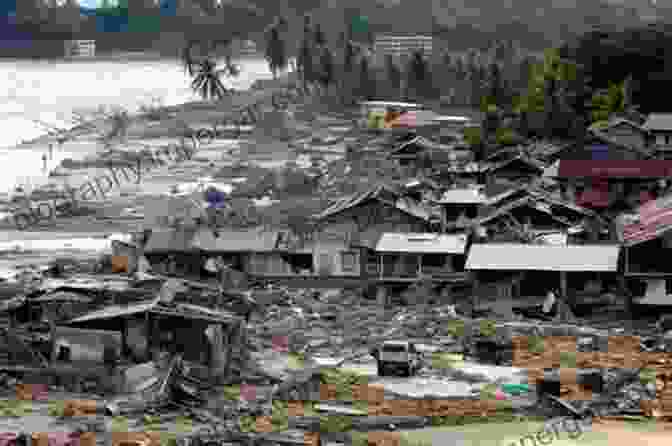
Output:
[
  {"xmin": 61, "ymin": 297, "xmax": 244, "ymax": 383},
  {"xmin": 475, "ymin": 186, "xmax": 603, "ymax": 244}
]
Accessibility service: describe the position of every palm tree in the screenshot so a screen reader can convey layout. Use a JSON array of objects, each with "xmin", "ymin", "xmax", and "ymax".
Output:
[
  {"xmin": 298, "ymin": 14, "xmax": 315, "ymax": 91},
  {"xmin": 385, "ymin": 54, "xmax": 401, "ymax": 99},
  {"xmin": 190, "ymin": 58, "xmax": 234, "ymax": 101},
  {"xmin": 318, "ymin": 45, "xmax": 335, "ymax": 98},
  {"xmin": 406, "ymin": 51, "xmax": 429, "ymax": 101},
  {"xmin": 265, "ymin": 18, "xmax": 288, "ymax": 80}
]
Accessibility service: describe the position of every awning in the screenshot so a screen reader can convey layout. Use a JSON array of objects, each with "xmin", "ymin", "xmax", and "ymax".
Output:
[
  {"xmin": 557, "ymin": 160, "xmax": 672, "ymax": 178},
  {"xmin": 465, "ymin": 244, "xmax": 620, "ymax": 272},
  {"xmin": 375, "ymin": 233, "xmax": 468, "ymax": 254}
]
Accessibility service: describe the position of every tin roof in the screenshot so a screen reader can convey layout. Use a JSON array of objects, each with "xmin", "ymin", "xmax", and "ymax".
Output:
[
  {"xmin": 209, "ymin": 228, "xmax": 281, "ymax": 253},
  {"xmin": 590, "ymin": 117, "xmax": 648, "ymax": 133},
  {"xmin": 67, "ymin": 298, "xmax": 239, "ymax": 324},
  {"xmin": 144, "ymin": 227, "xmax": 217, "ymax": 253},
  {"xmin": 313, "ymin": 184, "xmax": 430, "ymax": 221},
  {"xmin": 375, "ymin": 232, "xmax": 468, "ymax": 254},
  {"xmin": 465, "ymin": 244, "xmax": 620, "ymax": 272},
  {"xmin": 620, "ymin": 192, "xmax": 672, "ymax": 246},
  {"xmin": 643, "ymin": 113, "xmax": 672, "ymax": 131},
  {"xmin": 436, "ymin": 187, "xmax": 487, "ymax": 204},
  {"xmin": 67, "ymin": 298, "xmax": 160, "ymax": 323}
]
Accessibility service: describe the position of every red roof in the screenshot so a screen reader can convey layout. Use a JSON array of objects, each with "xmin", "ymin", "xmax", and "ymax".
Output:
[
  {"xmin": 622, "ymin": 194, "xmax": 672, "ymax": 245},
  {"xmin": 558, "ymin": 160, "xmax": 672, "ymax": 178}
]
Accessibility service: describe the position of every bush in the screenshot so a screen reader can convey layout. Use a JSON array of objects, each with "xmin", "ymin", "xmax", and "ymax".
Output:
[
  {"xmin": 447, "ymin": 319, "xmax": 465, "ymax": 338},
  {"xmin": 495, "ymin": 127, "xmax": 523, "ymax": 146},
  {"xmin": 478, "ymin": 319, "xmax": 497, "ymax": 338},
  {"xmin": 463, "ymin": 126, "xmax": 482, "ymax": 146}
]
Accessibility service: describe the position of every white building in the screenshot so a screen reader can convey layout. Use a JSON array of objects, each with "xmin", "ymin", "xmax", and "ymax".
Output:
[
  {"xmin": 373, "ymin": 34, "xmax": 433, "ymax": 66},
  {"xmin": 64, "ymin": 40, "xmax": 96, "ymax": 58}
]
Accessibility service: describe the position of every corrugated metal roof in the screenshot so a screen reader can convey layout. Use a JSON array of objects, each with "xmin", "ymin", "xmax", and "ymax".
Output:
[
  {"xmin": 67, "ymin": 298, "xmax": 240, "ymax": 324},
  {"xmin": 590, "ymin": 117, "xmax": 648, "ymax": 133},
  {"xmin": 620, "ymin": 192, "xmax": 672, "ymax": 246},
  {"xmin": 68, "ymin": 298, "xmax": 160, "ymax": 323},
  {"xmin": 375, "ymin": 232, "xmax": 468, "ymax": 254},
  {"xmin": 313, "ymin": 184, "xmax": 430, "ymax": 222},
  {"xmin": 465, "ymin": 244, "xmax": 620, "ymax": 272},
  {"xmin": 643, "ymin": 113, "xmax": 672, "ymax": 131},
  {"xmin": 31, "ymin": 291, "xmax": 94, "ymax": 303},
  {"xmin": 390, "ymin": 136, "xmax": 436, "ymax": 155},
  {"xmin": 436, "ymin": 188, "xmax": 487, "ymax": 204},
  {"xmin": 150, "ymin": 303, "xmax": 239, "ymax": 322},
  {"xmin": 208, "ymin": 228, "xmax": 280, "ymax": 253},
  {"xmin": 486, "ymin": 155, "xmax": 546, "ymax": 173},
  {"xmin": 144, "ymin": 228, "xmax": 216, "ymax": 253}
]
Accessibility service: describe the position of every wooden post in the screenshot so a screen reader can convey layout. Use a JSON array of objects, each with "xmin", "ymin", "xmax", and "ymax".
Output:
[
  {"xmin": 379, "ymin": 254, "xmax": 384, "ymax": 280},
  {"xmin": 418, "ymin": 254, "xmax": 423, "ymax": 277},
  {"xmin": 622, "ymin": 246, "xmax": 632, "ymax": 321},
  {"xmin": 560, "ymin": 271, "xmax": 568, "ymax": 300},
  {"xmin": 471, "ymin": 271, "xmax": 479, "ymax": 316},
  {"xmin": 222, "ymin": 324, "xmax": 234, "ymax": 379}
]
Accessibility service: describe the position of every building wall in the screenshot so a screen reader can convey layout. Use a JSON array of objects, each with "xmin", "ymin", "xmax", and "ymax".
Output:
[
  {"xmin": 655, "ymin": 132, "xmax": 672, "ymax": 146},
  {"xmin": 247, "ymin": 252, "xmax": 294, "ymax": 276},
  {"xmin": 604, "ymin": 124, "xmax": 647, "ymax": 149},
  {"xmin": 312, "ymin": 202, "xmax": 428, "ymax": 277},
  {"xmin": 373, "ymin": 35, "xmax": 433, "ymax": 66}
]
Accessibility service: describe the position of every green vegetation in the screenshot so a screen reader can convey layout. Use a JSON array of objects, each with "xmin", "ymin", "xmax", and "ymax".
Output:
[
  {"xmin": 269, "ymin": 400, "xmax": 290, "ymax": 432},
  {"xmin": 110, "ymin": 416, "xmax": 129, "ymax": 432},
  {"xmin": 320, "ymin": 368, "xmax": 369, "ymax": 401},
  {"xmin": 319, "ymin": 414, "xmax": 355, "ymax": 433},
  {"xmin": 221, "ymin": 385, "xmax": 242, "ymax": 400},
  {"xmin": 559, "ymin": 351, "xmax": 577, "ymax": 368},
  {"xmin": 175, "ymin": 415, "xmax": 193, "ymax": 433},
  {"xmin": 47, "ymin": 400, "xmax": 65, "ymax": 417},
  {"xmin": 495, "ymin": 128, "xmax": 523, "ymax": 146},
  {"xmin": 352, "ymin": 433, "xmax": 432, "ymax": 446},
  {"xmin": 287, "ymin": 352, "xmax": 306, "ymax": 370},
  {"xmin": 463, "ymin": 126, "xmax": 482, "ymax": 146},
  {"xmin": 640, "ymin": 368, "xmax": 657, "ymax": 386},
  {"xmin": 0, "ymin": 399, "xmax": 33, "ymax": 417},
  {"xmin": 478, "ymin": 319, "xmax": 497, "ymax": 338},
  {"xmin": 447, "ymin": 319, "xmax": 466, "ymax": 338},
  {"xmin": 239, "ymin": 415, "xmax": 257, "ymax": 432},
  {"xmin": 431, "ymin": 352, "xmax": 464, "ymax": 370},
  {"xmin": 591, "ymin": 81, "xmax": 626, "ymax": 123},
  {"xmin": 427, "ymin": 409, "xmax": 541, "ymax": 427},
  {"xmin": 527, "ymin": 335, "xmax": 545, "ymax": 354}
]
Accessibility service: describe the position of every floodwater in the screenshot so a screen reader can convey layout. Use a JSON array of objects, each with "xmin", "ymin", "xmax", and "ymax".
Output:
[{"xmin": 0, "ymin": 56, "xmax": 277, "ymax": 193}]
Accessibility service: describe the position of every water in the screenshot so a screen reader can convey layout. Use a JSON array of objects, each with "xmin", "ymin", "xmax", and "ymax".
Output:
[{"xmin": 0, "ymin": 56, "xmax": 277, "ymax": 194}]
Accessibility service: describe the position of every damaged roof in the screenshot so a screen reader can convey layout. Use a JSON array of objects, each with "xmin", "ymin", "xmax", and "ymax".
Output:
[
  {"xmin": 67, "ymin": 298, "xmax": 240, "ymax": 324},
  {"xmin": 485, "ymin": 154, "xmax": 546, "ymax": 174},
  {"xmin": 313, "ymin": 184, "xmax": 430, "ymax": 221},
  {"xmin": 67, "ymin": 298, "xmax": 160, "ymax": 323},
  {"xmin": 588, "ymin": 128, "xmax": 654, "ymax": 159},
  {"xmin": 590, "ymin": 117, "xmax": 648, "ymax": 133},
  {"xmin": 619, "ymin": 193, "xmax": 672, "ymax": 246},
  {"xmin": 465, "ymin": 244, "xmax": 621, "ymax": 272},
  {"xmin": 436, "ymin": 187, "xmax": 487, "ymax": 204},
  {"xmin": 642, "ymin": 113, "xmax": 672, "ymax": 131},
  {"xmin": 208, "ymin": 228, "xmax": 282, "ymax": 253},
  {"xmin": 375, "ymin": 232, "xmax": 468, "ymax": 254},
  {"xmin": 144, "ymin": 227, "xmax": 217, "ymax": 254},
  {"xmin": 390, "ymin": 136, "xmax": 436, "ymax": 156}
]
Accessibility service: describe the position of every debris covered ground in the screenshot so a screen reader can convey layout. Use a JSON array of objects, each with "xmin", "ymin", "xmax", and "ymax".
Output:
[{"xmin": 1, "ymin": 77, "xmax": 672, "ymax": 446}]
